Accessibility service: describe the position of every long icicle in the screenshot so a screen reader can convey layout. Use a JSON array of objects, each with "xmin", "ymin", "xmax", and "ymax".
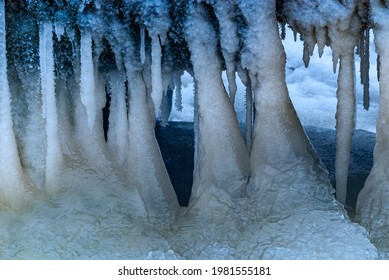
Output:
[
  {"xmin": 361, "ymin": 28, "xmax": 370, "ymax": 110},
  {"xmin": 334, "ymin": 53, "xmax": 356, "ymax": 205},
  {"xmin": 245, "ymin": 71, "xmax": 253, "ymax": 152},
  {"xmin": 150, "ymin": 34, "xmax": 163, "ymax": 119},
  {"xmin": 328, "ymin": 15, "xmax": 360, "ymax": 206},
  {"xmin": 39, "ymin": 22, "xmax": 63, "ymax": 190}
]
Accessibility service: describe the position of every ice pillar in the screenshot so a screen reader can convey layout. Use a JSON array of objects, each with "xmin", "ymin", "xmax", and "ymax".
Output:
[
  {"xmin": 238, "ymin": 0, "xmax": 315, "ymax": 180},
  {"xmin": 0, "ymin": 0, "xmax": 32, "ymax": 207},
  {"xmin": 357, "ymin": 1, "xmax": 389, "ymax": 238},
  {"xmin": 109, "ymin": 25, "xmax": 180, "ymax": 223},
  {"xmin": 327, "ymin": 16, "xmax": 360, "ymax": 205},
  {"xmin": 185, "ymin": 3, "xmax": 250, "ymax": 219},
  {"xmin": 39, "ymin": 22, "xmax": 63, "ymax": 190},
  {"xmin": 80, "ymin": 30, "xmax": 97, "ymax": 132}
]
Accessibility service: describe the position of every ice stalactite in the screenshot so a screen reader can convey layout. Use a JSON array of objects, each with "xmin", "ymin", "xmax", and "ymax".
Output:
[
  {"xmin": 357, "ymin": 1, "xmax": 389, "ymax": 244},
  {"xmin": 184, "ymin": 3, "xmax": 250, "ymax": 219},
  {"xmin": 150, "ymin": 34, "xmax": 163, "ymax": 119},
  {"xmin": 238, "ymin": 0, "xmax": 316, "ymax": 182},
  {"xmin": 39, "ymin": 22, "xmax": 63, "ymax": 191},
  {"xmin": 328, "ymin": 15, "xmax": 360, "ymax": 205},
  {"xmin": 316, "ymin": 26, "xmax": 327, "ymax": 58},
  {"xmin": 213, "ymin": 0, "xmax": 239, "ymax": 105},
  {"xmin": 0, "ymin": 0, "xmax": 33, "ymax": 207},
  {"xmin": 140, "ymin": 26, "xmax": 146, "ymax": 65},
  {"xmin": 79, "ymin": 30, "xmax": 97, "ymax": 132},
  {"xmin": 107, "ymin": 71, "xmax": 128, "ymax": 165},
  {"xmin": 237, "ymin": 66, "xmax": 253, "ymax": 152},
  {"xmin": 359, "ymin": 28, "xmax": 371, "ymax": 110},
  {"xmin": 174, "ymin": 71, "xmax": 183, "ymax": 112},
  {"xmin": 245, "ymin": 73, "xmax": 253, "ymax": 152}
]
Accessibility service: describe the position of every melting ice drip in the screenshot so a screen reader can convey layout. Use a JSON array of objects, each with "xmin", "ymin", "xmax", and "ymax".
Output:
[{"xmin": 0, "ymin": 0, "xmax": 386, "ymax": 259}]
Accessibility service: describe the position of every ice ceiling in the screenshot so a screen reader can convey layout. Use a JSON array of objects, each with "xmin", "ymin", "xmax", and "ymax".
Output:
[{"xmin": 0, "ymin": 0, "xmax": 388, "ymax": 259}]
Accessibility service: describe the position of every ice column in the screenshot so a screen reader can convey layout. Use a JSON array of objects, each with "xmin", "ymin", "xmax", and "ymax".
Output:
[
  {"xmin": 80, "ymin": 30, "xmax": 97, "ymax": 131},
  {"xmin": 357, "ymin": 1, "xmax": 389, "ymax": 237},
  {"xmin": 115, "ymin": 27, "xmax": 179, "ymax": 223},
  {"xmin": 39, "ymin": 22, "xmax": 63, "ymax": 190},
  {"xmin": 185, "ymin": 3, "xmax": 250, "ymax": 219},
  {"xmin": 107, "ymin": 71, "xmax": 128, "ymax": 165},
  {"xmin": 238, "ymin": 0, "xmax": 316, "ymax": 181},
  {"xmin": 0, "ymin": 0, "xmax": 32, "ymax": 206},
  {"xmin": 328, "ymin": 17, "xmax": 360, "ymax": 205}
]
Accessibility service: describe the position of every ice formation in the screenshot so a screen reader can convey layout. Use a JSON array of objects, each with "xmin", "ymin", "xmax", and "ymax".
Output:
[
  {"xmin": 0, "ymin": 0, "xmax": 387, "ymax": 259},
  {"xmin": 356, "ymin": 0, "xmax": 389, "ymax": 257}
]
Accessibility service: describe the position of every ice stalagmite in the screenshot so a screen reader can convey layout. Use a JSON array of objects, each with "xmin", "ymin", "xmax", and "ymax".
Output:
[
  {"xmin": 357, "ymin": 0, "xmax": 389, "ymax": 245},
  {"xmin": 328, "ymin": 15, "xmax": 360, "ymax": 205},
  {"xmin": 0, "ymin": 0, "xmax": 32, "ymax": 207},
  {"xmin": 238, "ymin": 0, "xmax": 315, "ymax": 181},
  {"xmin": 185, "ymin": 3, "xmax": 250, "ymax": 219},
  {"xmin": 39, "ymin": 22, "xmax": 63, "ymax": 190}
]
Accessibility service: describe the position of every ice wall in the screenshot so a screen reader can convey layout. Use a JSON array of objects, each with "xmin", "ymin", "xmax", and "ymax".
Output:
[{"xmin": 0, "ymin": 0, "xmax": 384, "ymax": 259}]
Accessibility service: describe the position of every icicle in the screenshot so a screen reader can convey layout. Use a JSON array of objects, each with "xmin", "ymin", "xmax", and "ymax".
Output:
[
  {"xmin": 335, "ymin": 54, "xmax": 356, "ymax": 205},
  {"xmin": 332, "ymin": 51, "xmax": 339, "ymax": 73},
  {"xmin": 360, "ymin": 28, "xmax": 370, "ymax": 110},
  {"xmin": 150, "ymin": 34, "xmax": 163, "ymax": 119},
  {"xmin": 79, "ymin": 30, "xmax": 96, "ymax": 131},
  {"xmin": 140, "ymin": 25, "xmax": 146, "ymax": 65},
  {"xmin": 174, "ymin": 72, "xmax": 183, "ymax": 112},
  {"xmin": 213, "ymin": 1, "xmax": 239, "ymax": 105},
  {"xmin": 245, "ymin": 71, "xmax": 253, "ymax": 152},
  {"xmin": 39, "ymin": 22, "xmax": 63, "ymax": 190},
  {"xmin": 0, "ymin": 0, "xmax": 31, "ymax": 206},
  {"xmin": 280, "ymin": 22, "xmax": 286, "ymax": 40},
  {"xmin": 54, "ymin": 22, "xmax": 65, "ymax": 40},
  {"xmin": 327, "ymin": 15, "xmax": 360, "ymax": 205},
  {"xmin": 303, "ymin": 42, "xmax": 310, "ymax": 68},
  {"xmin": 160, "ymin": 89, "xmax": 173, "ymax": 127},
  {"xmin": 316, "ymin": 26, "xmax": 327, "ymax": 58},
  {"xmin": 377, "ymin": 54, "xmax": 380, "ymax": 82}
]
